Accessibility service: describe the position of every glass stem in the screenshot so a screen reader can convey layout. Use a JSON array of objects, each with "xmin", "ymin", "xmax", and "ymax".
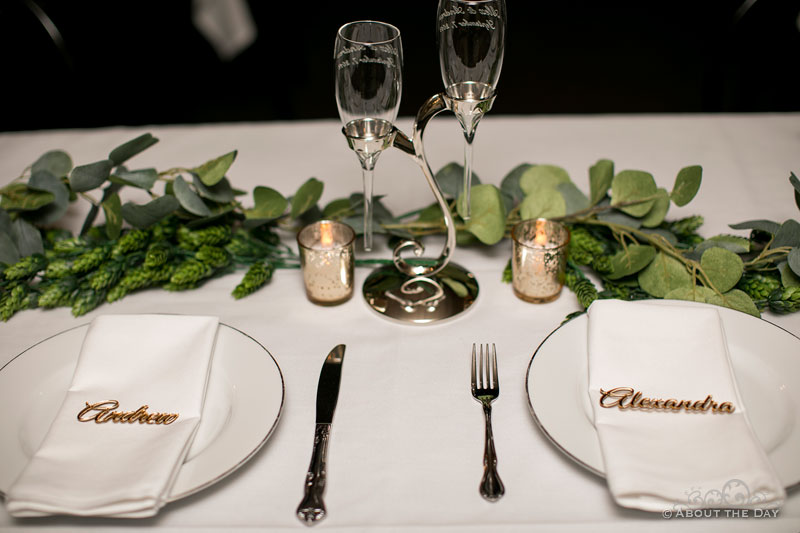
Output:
[
  {"xmin": 362, "ymin": 166, "xmax": 374, "ymax": 252},
  {"xmin": 462, "ymin": 136, "xmax": 474, "ymax": 220}
]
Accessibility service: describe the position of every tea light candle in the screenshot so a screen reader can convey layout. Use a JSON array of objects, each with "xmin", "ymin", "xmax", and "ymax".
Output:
[
  {"xmin": 297, "ymin": 220, "xmax": 355, "ymax": 305},
  {"xmin": 511, "ymin": 218, "xmax": 570, "ymax": 303}
]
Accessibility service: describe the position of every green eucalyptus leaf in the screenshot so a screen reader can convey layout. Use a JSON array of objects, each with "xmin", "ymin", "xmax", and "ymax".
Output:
[
  {"xmin": 700, "ymin": 246, "xmax": 743, "ymax": 293},
  {"xmin": 174, "ymin": 175, "xmax": 212, "ymax": 217},
  {"xmin": 589, "ymin": 159, "xmax": 614, "ymax": 206},
  {"xmin": 0, "ymin": 231, "xmax": 20, "ymax": 264},
  {"xmin": 440, "ymin": 276, "xmax": 469, "ymax": 298},
  {"xmin": 665, "ymin": 285, "xmax": 716, "ymax": 303},
  {"xmin": 322, "ymin": 198, "xmax": 353, "ymax": 219},
  {"xmin": 790, "ymin": 172, "xmax": 800, "ymax": 211},
  {"xmin": 121, "ymin": 196, "xmax": 179, "ymax": 228},
  {"xmin": 416, "ymin": 202, "xmax": 445, "ymax": 224},
  {"xmin": 192, "ymin": 175, "xmax": 235, "ymax": 203},
  {"xmin": 557, "ymin": 182, "xmax": 589, "ymax": 215},
  {"xmin": 519, "ymin": 164, "xmax": 571, "ymax": 196},
  {"xmin": 184, "ymin": 206, "xmax": 235, "ymax": 229},
  {"xmin": 69, "ymin": 159, "xmax": 113, "ymax": 192},
  {"xmin": 640, "ymin": 188, "xmax": 670, "ymax": 228},
  {"xmin": 772, "ymin": 219, "xmax": 800, "ymax": 249},
  {"xmin": 245, "ymin": 186, "xmax": 287, "ymax": 220},
  {"xmin": 193, "ymin": 150, "xmax": 237, "ymax": 186},
  {"xmin": 26, "ymin": 170, "xmax": 70, "ymax": 224},
  {"xmin": 435, "ymin": 162, "xmax": 480, "ymax": 199},
  {"xmin": 728, "ymin": 219, "xmax": 781, "ymax": 235},
  {"xmin": 610, "ymin": 170, "xmax": 657, "ymax": 217},
  {"xmin": 456, "ymin": 230, "xmax": 478, "ymax": 246},
  {"xmin": 596, "ymin": 207, "xmax": 643, "ymax": 229},
  {"xmin": 108, "ymin": 133, "xmax": 158, "ymax": 166},
  {"xmin": 101, "ymin": 193, "xmax": 123, "ymax": 239},
  {"xmin": 110, "ymin": 168, "xmax": 158, "ymax": 190},
  {"xmin": 519, "ymin": 188, "xmax": 566, "ymax": 220},
  {"xmin": 458, "ymin": 184, "xmax": 506, "ymax": 245},
  {"xmin": 779, "ymin": 261, "xmax": 800, "ymax": 288},
  {"xmin": 291, "ymin": 178, "xmax": 324, "ymax": 218},
  {"xmin": 0, "ymin": 183, "xmax": 55, "ymax": 211},
  {"xmin": 709, "ymin": 289, "xmax": 760, "ymax": 318},
  {"xmin": 637, "ymin": 252, "xmax": 692, "ymax": 297},
  {"xmin": 348, "ymin": 193, "xmax": 395, "ymax": 222},
  {"xmin": 640, "ymin": 228, "xmax": 679, "ymax": 245},
  {"xmin": 787, "ymin": 247, "xmax": 800, "ymax": 277},
  {"xmin": 340, "ymin": 215, "xmax": 389, "ymax": 236},
  {"xmin": 694, "ymin": 234, "xmax": 751, "ymax": 255},
  {"xmin": 32, "ymin": 150, "xmax": 73, "ymax": 177},
  {"xmin": 790, "ymin": 172, "xmax": 800, "ymax": 195},
  {"xmin": 10, "ymin": 218, "xmax": 44, "ymax": 256},
  {"xmin": 500, "ymin": 163, "xmax": 532, "ymax": 205},
  {"xmin": 0, "ymin": 209, "xmax": 12, "ymax": 236},
  {"xmin": 606, "ymin": 244, "xmax": 656, "ymax": 280},
  {"xmin": 670, "ymin": 165, "xmax": 702, "ymax": 206}
]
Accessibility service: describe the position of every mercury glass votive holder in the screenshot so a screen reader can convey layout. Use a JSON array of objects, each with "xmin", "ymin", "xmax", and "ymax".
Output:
[
  {"xmin": 511, "ymin": 218, "xmax": 570, "ymax": 303},
  {"xmin": 297, "ymin": 220, "xmax": 355, "ymax": 305}
]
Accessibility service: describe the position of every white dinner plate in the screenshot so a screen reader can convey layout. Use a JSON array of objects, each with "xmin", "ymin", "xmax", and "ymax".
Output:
[
  {"xmin": 0, "ymin": 322, "xmax": 285, "ymax": 502},
  {"xmin": 525, "ymin": 301, "xmax": 800, "ymax": 490}
]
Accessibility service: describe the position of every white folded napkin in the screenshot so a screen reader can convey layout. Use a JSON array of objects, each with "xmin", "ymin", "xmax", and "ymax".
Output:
[
  {"xmin": 587, "ymin": 300, "xmax": 785, "ymax": 512},
  {"xmin": 6, "ymin": 314, "xmax": 219, "ymax": 518}
]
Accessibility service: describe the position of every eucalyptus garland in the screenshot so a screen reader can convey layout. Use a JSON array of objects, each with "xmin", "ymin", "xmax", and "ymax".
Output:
[{"xmin": 1, "ymin": 133, "xmax": 799, "ymax": 321}]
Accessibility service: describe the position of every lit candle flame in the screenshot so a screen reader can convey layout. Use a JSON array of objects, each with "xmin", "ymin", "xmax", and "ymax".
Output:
[
  {"xmin": 534, "ymin": 219, "xmax": 549, "ymax": 247},
  {"xmin": 320, "ymin": 221, "xmax": 334, "ymax": 248}
]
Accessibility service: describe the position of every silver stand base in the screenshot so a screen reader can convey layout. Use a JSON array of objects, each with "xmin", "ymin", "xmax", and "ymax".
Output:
[{"xmin": 362, "ymin": 263, "xmax": 478, "ymax": 325}]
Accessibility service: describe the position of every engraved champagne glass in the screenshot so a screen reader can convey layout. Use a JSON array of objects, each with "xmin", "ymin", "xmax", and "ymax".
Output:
[
  {"xmin": 437, "ymin": 0, "xmax": 505, "ymax": 219},
  {"xmin": 335, "ymin": 21, "xmax": 403, "ymax": 251}
]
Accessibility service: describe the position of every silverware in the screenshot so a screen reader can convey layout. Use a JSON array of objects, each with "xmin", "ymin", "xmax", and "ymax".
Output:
[
  {"xmin": 471, "ymin": 343, "xmax": 505, "ymax": 501},
  {"xmin": 297, "ymin": 344, "xmax": 346, "ymax": 526}
]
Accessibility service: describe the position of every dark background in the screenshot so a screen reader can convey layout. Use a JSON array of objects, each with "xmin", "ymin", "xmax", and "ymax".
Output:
[{"xmin": 2, "ymin": 0, "xmax": 799, "ymax": 132}]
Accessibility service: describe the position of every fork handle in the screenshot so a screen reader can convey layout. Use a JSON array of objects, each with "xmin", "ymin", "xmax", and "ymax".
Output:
[{"xmin": 480, "ymin": 403, "xmax": 505, "ymax": 501}]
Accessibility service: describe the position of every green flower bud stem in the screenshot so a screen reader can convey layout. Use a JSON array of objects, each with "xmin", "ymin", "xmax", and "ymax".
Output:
[
  {"xmin": 71, "ymin": 288, "xmax": 107, "ymax": 317},
  {"xmin": 232, "ymin": 261, "xmax": 274, "ymax": 299},
  {"xmin": 170, "ymin": 259, "xmax": 214, "ymax": 286},
  {"xmin": 195, "ymin": 245, "xmax": 230, "ymax": 268},
  {"xmin": 768, "ymin": 286, "xmax": 800, "ymax": 314},
  {"xmin": 38, "ymin": 278, "xmax": 77, "ymax": 308},
  {"xmin": 1, "ymin": 283, "xmax": 30, "ymax": 321},
  {"xmin": 45, "ymin": 259, "xmax": 73, "ymax": 279},
  {"xmin": 71, "ymin": 245, "xmax": 111, "ymax": 275},
  {"xmin": 112, "ymin": 229, "xmax": 150, "ymax": 257},
  {"xmin": 4, "ymin": 254, "xmax": 47, "ymax": 280},
  {"xmin": 177, "ymin": 225, "xmax": 231, "ymax": 250}
]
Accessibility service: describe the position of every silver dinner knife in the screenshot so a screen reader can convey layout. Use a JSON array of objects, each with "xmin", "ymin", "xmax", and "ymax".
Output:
[{"xmin": 296, "ymin": 344, "xmax": 346, "ymax": 526}]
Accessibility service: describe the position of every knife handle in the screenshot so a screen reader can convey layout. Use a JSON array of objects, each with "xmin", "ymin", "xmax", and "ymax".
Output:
[{"xmin": 297, "ymin": 423, "xmax": 330, "ymax": 525}]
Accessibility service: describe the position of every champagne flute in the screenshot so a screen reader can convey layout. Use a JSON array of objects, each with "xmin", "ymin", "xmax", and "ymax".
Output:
[
  {"xmin": 335, "ymin": 21, "xmax": 403, "ymax": 251},
  {"xmin": 437, "ymin": 0, "xmax": 505, "ymax": 219}
]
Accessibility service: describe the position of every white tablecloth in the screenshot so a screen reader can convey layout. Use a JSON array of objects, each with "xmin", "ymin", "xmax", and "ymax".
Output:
[{"xmin": 1, "ymin": 114, "xmax": 799, "ymax": 532}]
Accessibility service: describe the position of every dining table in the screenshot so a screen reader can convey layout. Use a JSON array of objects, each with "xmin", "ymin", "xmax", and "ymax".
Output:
[{"xmin": 1, "ymin": 112, "xmax": 799, "ymax": 532}]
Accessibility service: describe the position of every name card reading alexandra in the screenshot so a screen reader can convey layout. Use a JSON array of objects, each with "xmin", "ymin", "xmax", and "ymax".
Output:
[
  {"xmin": 77, "ymin": 400, "xmax": 179, "ymax": 425},
  {"xmin": 599, "ymin": 387, "xmax": 735, "ymax": 413}
]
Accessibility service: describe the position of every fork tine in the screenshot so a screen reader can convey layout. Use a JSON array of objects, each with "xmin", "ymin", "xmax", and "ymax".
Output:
[
  {"xmin": 471, "ymin": 343, "xmax": 477, "ymax": 392},
  {"xmin": 491, "ymin": 343, "xmax": 498, "ymax": 388},
  {"xmin": 479, "ymin": 343, "xmax": 485, "ymax": 389}
]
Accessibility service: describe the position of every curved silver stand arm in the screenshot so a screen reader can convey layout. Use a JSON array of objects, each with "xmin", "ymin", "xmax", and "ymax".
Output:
[
  {"xmin": 347, "ymin": 91, "xmax": 494, "ymax": 324},
  {"xmin": 387, "ymin": 91, "xmax": 495, "ymax": 277}
]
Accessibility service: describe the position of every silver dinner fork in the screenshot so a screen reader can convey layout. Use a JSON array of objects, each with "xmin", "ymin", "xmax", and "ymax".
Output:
[{"xmin": 471, "ymin": 343, "xmax": 505, "ymax": 501}]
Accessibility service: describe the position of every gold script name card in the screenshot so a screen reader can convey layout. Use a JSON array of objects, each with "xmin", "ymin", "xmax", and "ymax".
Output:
[
  {"xmin": 77, "ymin": 400, "xmax": 179, "ymax": 425},
  {"xmin": 599, "ymin": 387, "xmax": 735, "ymax": 414}
]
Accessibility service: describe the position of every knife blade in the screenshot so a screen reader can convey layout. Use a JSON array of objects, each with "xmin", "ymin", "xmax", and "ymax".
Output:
[{"xmin": 296, "ymin": 344, "xmax": 346, "ymax": 526}]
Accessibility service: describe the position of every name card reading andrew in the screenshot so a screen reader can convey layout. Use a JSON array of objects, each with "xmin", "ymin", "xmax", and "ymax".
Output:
[
  {"xmin": 77, "ymin": 400, "xmax": 179, "ymax": 425},
  {"xmin": 599, "ymin": 387, "xmax": 735, "ymax": 413}
]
